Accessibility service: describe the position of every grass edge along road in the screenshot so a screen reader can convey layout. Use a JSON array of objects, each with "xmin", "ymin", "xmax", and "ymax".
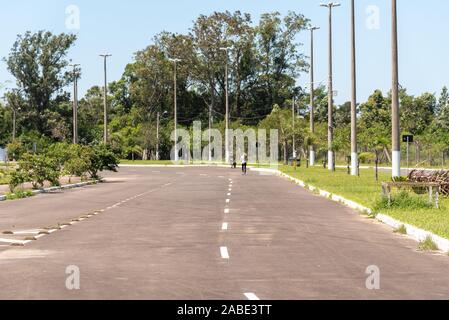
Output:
[{"xmin": 280, "ymin": 166, "xmax": 449, "ymax": 241}]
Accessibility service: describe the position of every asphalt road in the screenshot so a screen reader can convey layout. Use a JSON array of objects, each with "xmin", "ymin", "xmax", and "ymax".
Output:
[{"xmin": 0, "ymin": 166, "xmax": 449, "ymax": 300}]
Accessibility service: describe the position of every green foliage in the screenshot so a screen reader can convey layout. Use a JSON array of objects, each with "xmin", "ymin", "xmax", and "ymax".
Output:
[
  {"xmin": 9, "ymin": 167, "xmax": 31, "ymax": 192},
  {"xmin": 86, "ymin": 144, "xmax": 120, "ymax": 179},
  {"xmin": 6, "ymin": 190, "xmax": 34, "ymax": 200},
  {"xmin": 359, "ymin": 152, "xmax": 376, "ymax": 164},
  {"xmin": 394, "ymin": 225, "xmax": 408, "ymax": 235},
  {"xmin": 374, "ymin": 191, "xmax": 433, "ymax": 212},
  {"xmin": 5, "ymin": 31, "xmax": 77, "ymax": 137},
  {"xmin": 6, "ymin": 139, "xmax": 26, "ymax": 161},
  {"xmin": 16, "ymin": 153, "xmax": 61, "ymax": 190},
  {"xmin": 418, "ymin": 236, "xmax": 439, "ymax": 252}
]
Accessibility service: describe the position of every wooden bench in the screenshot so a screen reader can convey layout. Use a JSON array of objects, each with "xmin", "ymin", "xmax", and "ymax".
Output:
[{"xmin": 381, "ymin": 181, "xmax": 441, "ymax": 209}]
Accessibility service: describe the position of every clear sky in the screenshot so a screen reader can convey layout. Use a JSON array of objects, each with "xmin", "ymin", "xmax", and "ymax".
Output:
[{"xmin": 0, "ymin": 0, "xmax": 448, "ymax": 105}]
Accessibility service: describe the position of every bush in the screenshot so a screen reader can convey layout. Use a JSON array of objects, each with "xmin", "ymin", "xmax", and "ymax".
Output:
[
  {"xmin": 374, "ymin": 191, "xmax": 434, "ymax": 211},
  {"xmin": 16, "ymin": 153, "xmax": 61, "ymax": 189},
  {"xmin": 6, "ymin": 140, "xmax": 27, "ymax": 161},
  {"xmin": 359, "ymin": 152, "xmax": 376, "ymax": 164},
  {"xmin": 9, "ymin": 169, "xmax": 31, "ymax": 192},
  {"xmin": 87, "ymin": 144, "xmax": 119, "ymax": 179}
]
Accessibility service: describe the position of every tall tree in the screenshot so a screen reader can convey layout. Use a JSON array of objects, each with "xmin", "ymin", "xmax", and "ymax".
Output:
[{"xmin": 5, "ymin": 31, "xmax": 77, "ymax": 136}]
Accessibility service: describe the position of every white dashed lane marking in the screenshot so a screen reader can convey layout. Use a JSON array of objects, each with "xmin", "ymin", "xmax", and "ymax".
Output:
[
  {"xmin": 244, "ymin": 293, "xmax": 260, "ymax": 301},
  {"xmin": 222, "ymin": 223, "xmax": 228, "ymax": 231},
  {"xmin": 220, "ymin": 247, "xmax": 230, "ymax": 259}
]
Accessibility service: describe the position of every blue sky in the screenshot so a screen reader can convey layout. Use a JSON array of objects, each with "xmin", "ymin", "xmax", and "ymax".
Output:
[{"xmin": 0, "ymin": 0, "xmax": 448, "ymax": 105}]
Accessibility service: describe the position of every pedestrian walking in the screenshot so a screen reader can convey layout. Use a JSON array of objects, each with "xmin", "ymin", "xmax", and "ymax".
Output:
[{"xmin": 241, "ymin": 153, "xmax": 247, "ymax": 175}]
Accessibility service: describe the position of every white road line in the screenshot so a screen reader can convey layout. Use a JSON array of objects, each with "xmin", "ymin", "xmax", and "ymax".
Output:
[
  {"xmin": 224, "ymin": 209, "xmax": 230, "ymax": 214},
  {"xmin": 244, "ymin": 293, "xmax": 260, "ymax": 301},
  {"xmin": 10, "ymin": 230, "xmax": 40, "ymax": 235},
  {"xmin": 0, "ymin": 238, "xmax": 30, "ymax": 245},
  {"xmin": 220, "ymin": 247, "xmax": 230, "ymax": 259},
  {"xmin": 222, "ymin": 223, "xmax": 229, "ymax": 231},
  {"xmin": 227, "ymin": 193, "xmax": 231, "ymax": 196},
  {"xmin": 226, "ymin": 199, "xmax": 230, "ymax": 203}
]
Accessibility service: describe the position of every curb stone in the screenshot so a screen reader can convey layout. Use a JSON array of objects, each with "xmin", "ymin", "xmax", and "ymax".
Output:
[{"xmin": 0, "ymin": 180, "xmax": 102, "ymax": 202}]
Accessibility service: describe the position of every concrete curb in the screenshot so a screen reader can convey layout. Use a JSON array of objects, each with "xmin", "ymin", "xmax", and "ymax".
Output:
[
  {"xmin": 0, "ymin": 180, "xmax": 102, "ymax": 202},
  {"xmin": 251, "ymin": 167, "xmax": 449, "ymax": 253}
]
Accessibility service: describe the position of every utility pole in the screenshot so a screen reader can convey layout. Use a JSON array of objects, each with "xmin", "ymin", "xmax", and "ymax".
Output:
[
  {"xmin": 220, "ymin": 47, "xmax": 230, "ymax": 164},
  {"xmin": 391, "ymin": 0, "xmax": 401, "ymax": 178},
  {"xmin": 156, "ymin": 112, "xmax": 160, "ymax": 161},
  {"xmin": 70, "ymin": 64, "xmax": 80, "ymax": 144},
  {"xmin": 12, "ymin": 107, "xmax": 18, "ymax": 141},
  {"xmin": 209, "ymin": 102, "xmax": 212, "ymax": 162},
  {"xmin": 169, "ymin": 58, "xmax": 181, "ymax": 162},
  {"xmin": 156, "ymin": 110, "xmax": 168, "ymax": 161},
  {"xmin": 292, "ymin": 97, "xmax": 296, "ymax": 158},
  {"xmin": 350, "ymin": 0, "xmax": 358, "ymax": 176},
  {"xmin": 100, "ymin": 54, "xmax": 111, "ymax": 144},
  {"xmin": 308, "ymin": 26, "xmax": 320, "ymax": 166},
  {"xmin": 321, "ymin": 2, "xmax": 340, "ymax": 171}
]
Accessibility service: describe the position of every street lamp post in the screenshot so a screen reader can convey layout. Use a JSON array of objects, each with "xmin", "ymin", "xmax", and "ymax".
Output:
[
  {"xmin": 169, "ymin": 58, "xmax": 181, "ymax": 162},
  {"xmin": 12, "ymin": 107, "xmax": 20, "ymax": 141},
  {"xmin": 100, "ymin": 54, "xmax": 112, "ymax": 144},
  {"xmin": 292, "ymin": 97, "xmax": 296, "ymax": 158},
  {"xmin": 70, "ymin": 63, "xmax": 80, "ymax": 144},
  {"xmin": 308, "ymin": 26, "xmax": 320, "ymax": 167},
  {"xmin": 320, "ymin": 2, "xmax": 341, "ymax": 171},
  {"xmin": 220, "ymin": 47, "xmax": 230, "ymax": 164},
  {"xmin": 350, "ymin": 0, "xmax": 359, "ymax": 176},
  {"xmin": 156, "ymin": 110, "xmax": 168, "ymax": 161},
  {"xmin": 391, "ymin": 0, "xmax": 401, "ymax": 178}
]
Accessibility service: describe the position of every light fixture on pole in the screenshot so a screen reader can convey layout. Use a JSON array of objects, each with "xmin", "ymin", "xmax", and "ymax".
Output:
[
  {"xmin": 168, "ymin": 57, "xmax": 181, "ymax": 162},
  {"xmin": 99, "ymin": 54, "xmax": 112, "ymax": 144},
  {"xmin": 219, "ymin": 47, "xmax": 230, "ymax": 164},
  {"xmin": 320, "ymin": 2, "xmax": 341, "ymax": 171},
  {"xmin": 308, "ymin": 26, "xmax": 320, "ymax": 166}
]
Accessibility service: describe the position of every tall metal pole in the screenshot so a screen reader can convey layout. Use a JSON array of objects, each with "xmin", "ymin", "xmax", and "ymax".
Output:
[
  {"xmin": 292, "ymin": 97, "xmax": 296, "ymax": 158},
  {"xmin": 209, "ymin": 103, "xmax": 212, "ymax": 162},
  {"xmin": 169, "ymin": 58, "xmax": 181, "ymax": 162},
  {"xmin": 350, "ymin": 0, "xmax": 358, "ymax": 176},
  {"xmin": 100, "ymin": 54, "xmax": 111, "ymax": 144},
  {"xmin": 309, "ymin": 26, "xmax": 319, "ymax": 166},
  {"xmin": 391, "ymin": 0, "xmax": 401, "ymax": 178},
  {"xmin": 220, "ymin": 47, "xmax": 230, "ymax": 164},
  {"xmin": 70, "ymin": 64, "xmax": 80, "ymax": 144},
  {"xmin": 321, "ymin": 2, "xmax": 340, "ymax": 171},
  {"xmin": 12, "ymin": 108, "xmax": 16, "ymax": 141},
  {"xmin": 174, "ymin": 61, "xmax": 178, "ymax": 161},
  {"xmin": 156, "ymin": 112, "xmax": 160, "ymax": 161}
]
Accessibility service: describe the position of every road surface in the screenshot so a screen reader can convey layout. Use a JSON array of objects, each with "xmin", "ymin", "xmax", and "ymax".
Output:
[{"xmin": 0, "ymin": 166, "xmax": 449, "ymax": 300}]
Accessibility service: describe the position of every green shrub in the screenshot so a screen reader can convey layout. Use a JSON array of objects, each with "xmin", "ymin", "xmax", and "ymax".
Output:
[
  {"xmin": 87, "ymin": 144, "xmax": 119, "ymax": 179},
  {"xmin": 6, "ymin": 190, "xmax": 34, "ymax": 200},
  {"xmin": 418, "ymin": 236, "xmax": 439, "ymax": 251},
  {"xmin": 6, "ymin": 139, "xmax": 26, "ymax": 161},
  {"xmin": 16, "ymin": 153, "xmax": 61, "ymax": 189},
  {"xmin": 374, "ymin": 191, "xmax": 433, "ymax": 211},
  {"xmin": 359, "ymin": 152, "xmax": 376, "ymax": 164},
  {"xmin": 9, "ymin": 169, "xmax": 30, "ymax": 192}
]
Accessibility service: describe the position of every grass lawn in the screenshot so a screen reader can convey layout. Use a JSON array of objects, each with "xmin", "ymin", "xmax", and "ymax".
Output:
[{"xmin": 280, "ymin": 165, "xmax": 449, "ymax": 240}]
